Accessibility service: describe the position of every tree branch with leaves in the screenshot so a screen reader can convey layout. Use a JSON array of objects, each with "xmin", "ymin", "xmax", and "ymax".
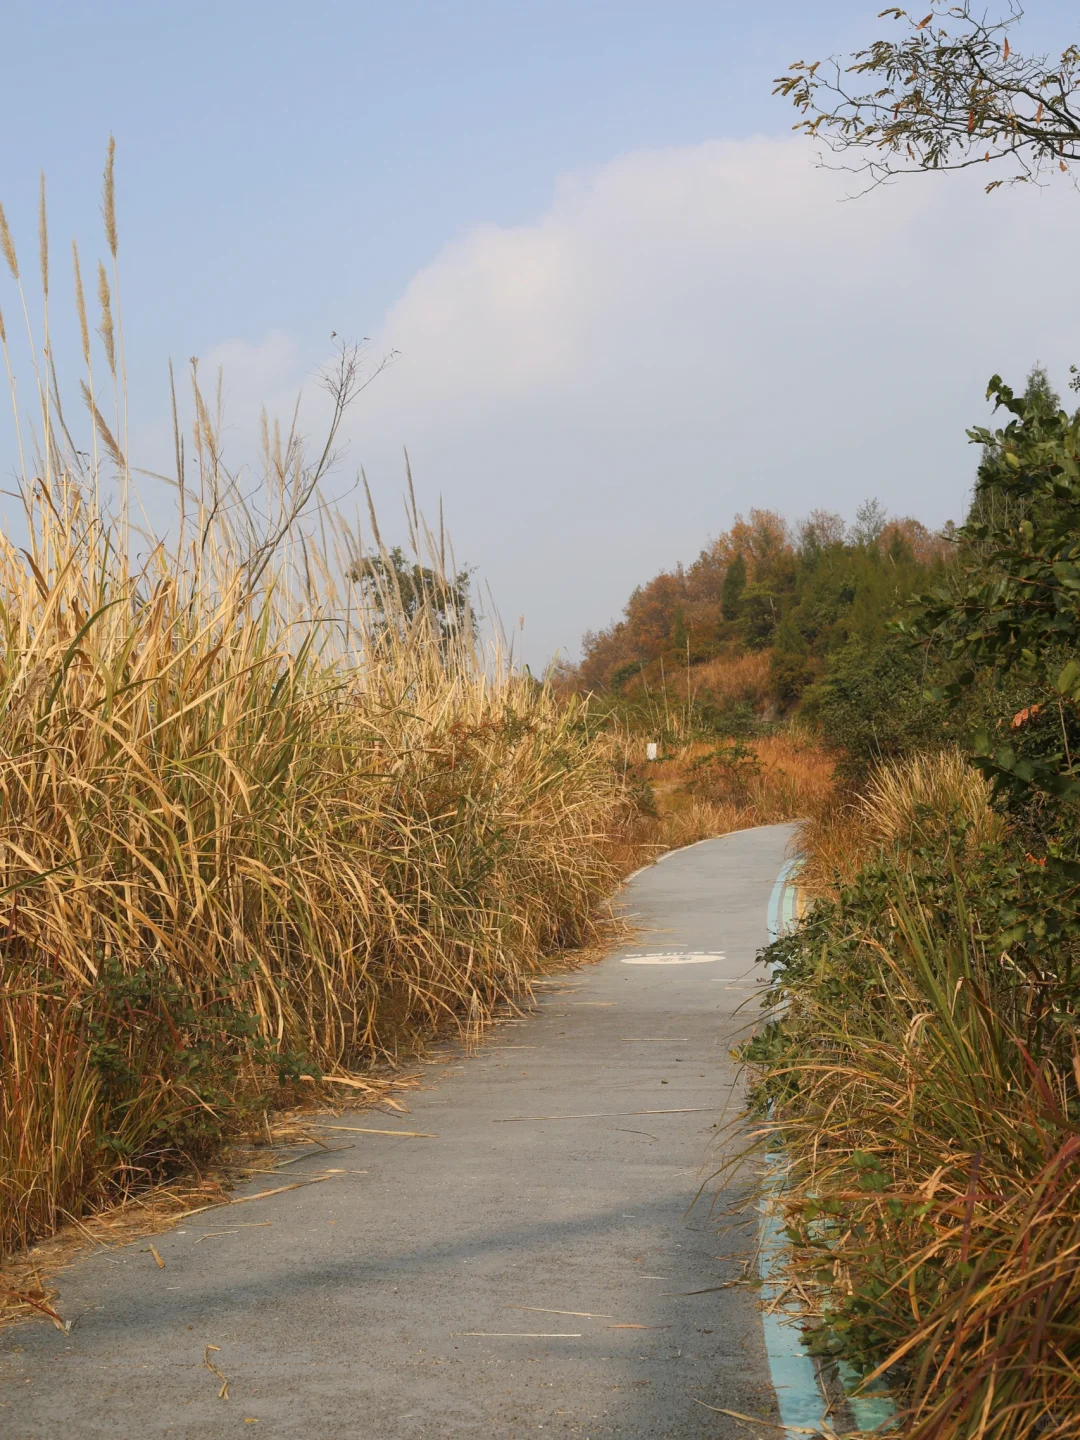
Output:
[{"xmin": 775, "ymin": 4, "xmax": 1080, "ymax": 191}]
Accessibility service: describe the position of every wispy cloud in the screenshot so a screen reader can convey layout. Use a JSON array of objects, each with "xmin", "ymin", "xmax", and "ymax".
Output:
[{"xmin": 193, "ymin": 139, "xmax": 1080, "ymax": 664}]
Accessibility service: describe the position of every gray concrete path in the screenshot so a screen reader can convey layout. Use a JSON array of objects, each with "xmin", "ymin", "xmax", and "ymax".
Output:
[{"xmin": 1, "ymin": 824, "xmax": 796, "ymax": 1440}]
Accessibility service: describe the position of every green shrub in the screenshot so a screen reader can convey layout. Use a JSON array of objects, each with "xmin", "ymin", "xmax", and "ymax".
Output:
[{"xmin": 803, "ymin": 634, "xmax": 949, "ymax": 780}]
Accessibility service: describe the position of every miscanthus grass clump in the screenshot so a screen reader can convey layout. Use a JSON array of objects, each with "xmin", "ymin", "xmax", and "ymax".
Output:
[{"xmin": 0, "ymin": 152, "xmax": 629, "ymax": 1256}]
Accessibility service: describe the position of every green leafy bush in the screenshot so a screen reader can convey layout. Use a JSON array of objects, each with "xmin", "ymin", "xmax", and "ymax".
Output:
[
  {"xmin": 804, "ymin": 634, "xmax": 949, "ymax": 781},
  {"xmin": 744, "ymin": 833, "xmax": 1080, "ymax": 1436}
]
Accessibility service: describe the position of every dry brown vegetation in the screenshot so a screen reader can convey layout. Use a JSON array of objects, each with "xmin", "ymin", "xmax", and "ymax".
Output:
[
  {"xmin": 632, "ymin": 729, "xmax": 834, "ymax": 852},
  {"xmin": 0, "ymin": 152, "xmax": 842, "ymax": 1332},
  {"xmin": 796, "ymin": 748, "xmax": 1004, "ymax": 897},
  {"xmin": 683, "ymin": 650, "xmax": 773, "ymax": 711},
  {"xmin": 0, "ymin": 160, "xmax": 632, "ymax": 1260}
]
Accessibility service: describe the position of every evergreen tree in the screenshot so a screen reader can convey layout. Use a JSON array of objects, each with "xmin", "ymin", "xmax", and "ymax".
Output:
[{"xmin": 721, "ymin": 552, "xmax": 746, "ymax": 622}]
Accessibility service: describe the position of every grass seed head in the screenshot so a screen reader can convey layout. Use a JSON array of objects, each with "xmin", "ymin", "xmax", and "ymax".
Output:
[
  {"xmin": 102, "ymin": 136, "xmax": 117, "ymax": 259},
  {"xmin": 96, "ymin": 261, "xmax": 115, "ymax": 376},
  {"xmin": 0, "ymin": 200, "xmax": 19, "ymax": 280}
]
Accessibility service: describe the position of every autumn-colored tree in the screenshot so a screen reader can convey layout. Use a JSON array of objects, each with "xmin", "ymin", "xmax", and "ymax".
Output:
[
  {"xmin": 623, "ymin": 570, "xmax": 689, "ymax": 655},
  {"xmin": 878, "ymin": 516, "xmax": 953, "ymax": 568},
  {"xmin": 798, "ymin": 509, "xmax": 847, "ymax": 553},
  {"xmin": 707, "ymin": 509, "xmax": 793, "ymax": 584}
]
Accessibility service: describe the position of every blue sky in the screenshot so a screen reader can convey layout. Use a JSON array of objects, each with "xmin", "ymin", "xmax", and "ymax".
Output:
[
  {"xmin": 3, "ymin": 3, "xmax": 860, "ymax": 326},
  {"xmin": 2, "ymin": 2, "xmax": 1079, "ymax": 662}
]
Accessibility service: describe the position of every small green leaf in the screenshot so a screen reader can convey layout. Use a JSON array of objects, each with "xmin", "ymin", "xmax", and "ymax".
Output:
[{"xmin": 971, "ymin": 728, "xmax": 992, "ymax": 756}]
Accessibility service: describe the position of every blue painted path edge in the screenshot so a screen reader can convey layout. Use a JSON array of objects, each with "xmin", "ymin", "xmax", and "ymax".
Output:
[
  {"xmin": 760, "ymin": 855, "xmax": 897, "ymax": 1435},
  {"xmin": 760, "ymin": 856, "xmax": 828, "ymax": 1434}
]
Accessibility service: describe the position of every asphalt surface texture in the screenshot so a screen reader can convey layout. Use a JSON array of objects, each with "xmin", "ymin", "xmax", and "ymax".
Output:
[{"xmin": 1, "ymin": 822, "xmax": 797, "ymax": 1440}]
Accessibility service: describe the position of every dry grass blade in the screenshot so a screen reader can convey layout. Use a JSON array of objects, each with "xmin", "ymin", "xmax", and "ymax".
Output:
[
  {"xmin": 180, "ymin": 1176, "xmax": 344, "ymax": 1217},
  {"xmin": 0, "ymin": 1285, "xmax": 68, "ymax": 1332},
  {"xmin": 451, "ymin": 1331, "xmax": 583, "ymax": 1338},
  {"xmin": 0, "ymin": 201, "xmax": 19, "ymax": 279},
  {"xmin": 203, "ymin": 1344, "xmax": 229, "ymax": 1400},
  {"xmin": 494, "ymin": 1108, "xmax": 714, "ymax": 1122},
  {"xmin": 315, "ymin": 1126, "xmax": 436, "ymax": 1138},
  {"xmin": 506, "ymin": 1306, "xmax": 614, "ymax": 1319},
  {"xmin": 692, "ymin": 1399, "xmax": 825, "ymax": 1434}
]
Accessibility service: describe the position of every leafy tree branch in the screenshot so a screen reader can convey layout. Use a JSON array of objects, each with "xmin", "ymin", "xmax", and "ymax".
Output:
[{"xmin": 775, "ymin": 3, "xmax": 1080, "ymax": 191}]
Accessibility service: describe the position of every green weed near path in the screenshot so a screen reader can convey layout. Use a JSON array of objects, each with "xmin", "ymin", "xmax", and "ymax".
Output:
[{"xmin": 747, "ymin": 829, "xmax": 1080, "ymax": 1440}]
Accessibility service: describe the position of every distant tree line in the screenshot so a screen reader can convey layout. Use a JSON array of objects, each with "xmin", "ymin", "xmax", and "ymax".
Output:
[
  {"xmin": 577, "ymin": 499, "xmax": 952, "ymax": 718},
  {"xmin": 575, "ymin": 369, "xmax": 1080, "ymax": 784}
]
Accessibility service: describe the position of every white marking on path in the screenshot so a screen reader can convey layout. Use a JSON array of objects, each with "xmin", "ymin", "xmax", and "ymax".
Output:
[{"xmin": 620, "ymin": 952, "xmax": 725, "ymax": 966}]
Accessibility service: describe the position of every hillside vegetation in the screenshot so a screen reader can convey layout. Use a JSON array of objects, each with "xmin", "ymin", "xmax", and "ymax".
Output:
[
  {"xmin": 745, "ymin": 371, "xmax": 1080, "ymax": 1440},
  {"xmin": 578, "ymin": 501, "xmax": 951, "ymax": 743},
  {"xmin": 580, "ymin": 362, "xmax": 1080, "ymax": 1437},
  {"xmin": 573, "ymin": 495, "xmax": 958, "ymax": 853}
]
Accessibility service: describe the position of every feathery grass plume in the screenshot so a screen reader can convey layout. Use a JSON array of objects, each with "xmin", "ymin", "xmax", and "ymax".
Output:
[
  {"xmin": 79, "ymin": 379, "xmax": 125, "ymax": 470},
  {"xmin": 100, "ymin": 136, "xmax": 127, "ymax": 474},
  {"xmin": 0, "ymin": 300, "xmax": 26, "ymax": 484},
  {"xmin": 71, "ymin": 241, "xmax": 90, "ymax": 364},
  {"xmin": 168, "ymin": 357, "xmax": 184, "ymax": 527},
  {"xmin": 95, "ymin": 262, "xmax": 115, "ymax": 377},
  {"xmin": 0, "ymin": 200, "xmax": 19, "ymax": 279},
  {"xmin": 72, "ymin": 241, "xmax": 100, "ymax": 496},
  {"xmin": 37, "ymin": 173, "xmax": 48, "ymax": 298},
  {"xmin": 101, "ymin": 135, "xmax": 117, "ymax": 259},
  {"xmin": 0, "ymin": 194, "xmax": 48, "ymax": 439},
  {"xmin": 38, "ymin": 173, "xmax": 53, "ymax": 485}
]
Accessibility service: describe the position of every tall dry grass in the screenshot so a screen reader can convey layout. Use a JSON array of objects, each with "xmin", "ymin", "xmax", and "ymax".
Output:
[
  {"xmin": 685, "ymin": 650, "xmax": 773, "ymax": 710},
  {"xmin": 749, "ymin": 746, "xmax": 1080, "ymax": 1436},
  {"xmin": 0, "ymin": 157, "xmax": 628, "ymax": 1256},
  {"xmin": 756, "ymin": 889, "xmax": 1080, "ymax": 1440},
  {"xmin": 797, "ymin": 748, "xmax": 1004, "ymax": 897}
]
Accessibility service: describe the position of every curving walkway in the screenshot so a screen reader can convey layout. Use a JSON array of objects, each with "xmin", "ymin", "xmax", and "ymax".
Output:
[{"xmin": 1, "ymin": 823, "xmax": 798, "ymax": 1439}]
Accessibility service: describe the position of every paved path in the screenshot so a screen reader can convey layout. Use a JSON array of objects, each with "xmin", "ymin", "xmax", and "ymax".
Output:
[{"xmin": 2, "ymin": 823, "xmax": 797, "ymax": 1439}]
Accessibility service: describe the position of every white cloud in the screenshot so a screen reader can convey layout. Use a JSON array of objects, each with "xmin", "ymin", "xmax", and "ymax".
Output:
[
  {"xmin": 196, "ymin": 139, "xmax": 1080, "ymax": 665},
  {"xmin": 202, "ymin": 330, "xmax": 300, "ymax": 414}
]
